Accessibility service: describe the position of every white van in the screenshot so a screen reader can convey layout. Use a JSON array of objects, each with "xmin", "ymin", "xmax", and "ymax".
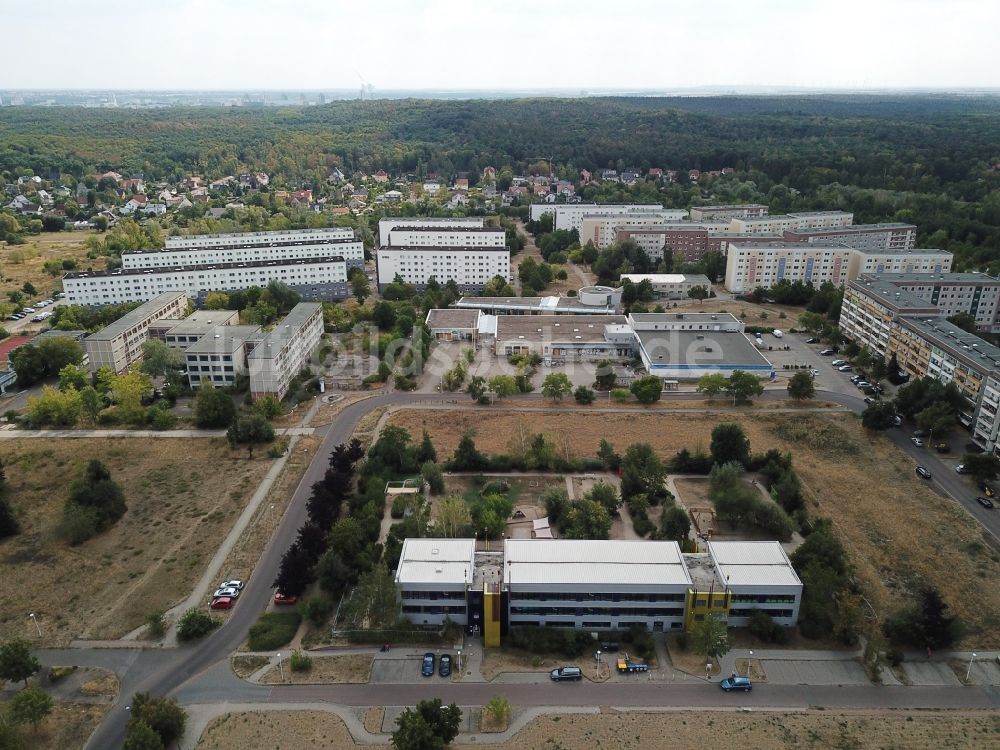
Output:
[{"xmin": 772, "ymin": 329, "xmax": 783, "ymax": 338}]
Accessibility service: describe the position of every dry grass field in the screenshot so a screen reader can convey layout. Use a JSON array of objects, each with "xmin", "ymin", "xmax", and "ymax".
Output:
[
  {"xmin": 0, "ymin": 231, "xmax": 103, "ymax": 303},
  {"xmin": 258, "ymin": 654, "xmax": 374, "ymax": 684},
  {"xmin": 387, "ymin": 408, "xmax": 1000, "ymax": 646},
  {"xmin": 0, "ymin": 438, "xmax": 271, "ymax": 644},
  {"xmin": 196, "ymin": 709, "xmax": 1000, "ymax": 750}
]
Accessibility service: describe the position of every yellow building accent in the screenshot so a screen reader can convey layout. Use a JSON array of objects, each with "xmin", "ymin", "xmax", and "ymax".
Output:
[
  {"xmin": 684, "ymin": 588, "xmax": 731, "ymax": 631},
  {"xmin": 483, "ymin": 584, "xmax": 502, "ymax": 648}
]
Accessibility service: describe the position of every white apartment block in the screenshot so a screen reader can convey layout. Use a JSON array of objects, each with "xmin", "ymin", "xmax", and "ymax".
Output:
[
  {"xmin": 385, "ymin": 226, "xmax": 506, "ymax": 248},
  {"xmin": 164, "ymin": 227, "xmax": 355, "ymax": 250},
  {"xmin": 729, "ymin": 211, "xmax": 853, "ymax": 235},
  {"xmin": 724, "ymin": 242, "xmax": 853, "ymax": 293},
  {"xmin": 83, "ymin": 292, "xmax": 188, "ymax": 374},
  {"xmin": 378, "ymin": 217, "xmax": 484, "ymax": 246},
  {"xmin": 248, "ymin": 302, "xmax": 324, "ymax": 399},
  {"xmin": 528, "ymin": 204, "xmax": 683, "ymax": 233},
  {"xmin": 63, "ymin": 256, "xmax": 348, "ymax": 306},
  {"xmin": 579, "ymin": 213, "xmax": 687, "ymax": 248},
  {"xmin": 845, "ymin": 248, "xmax": 952, "ymax": 280},
  {"xmin": 376, "ymin": 246, "xmax": 509, "ymax": 292},
  {"xmin": 619, "ymin": 273, "xmax": 712, "ymax": 299},
  {"xmin": 689, "ymin": 204, "xmax": 768, "ymax": 221},
  {"xmin": 123, "ymin": 235, "xmax": 364, "ymax": 270},
  {"xmin": 184, "ymin": 325, "xmax": 263, "ymax": 389}
]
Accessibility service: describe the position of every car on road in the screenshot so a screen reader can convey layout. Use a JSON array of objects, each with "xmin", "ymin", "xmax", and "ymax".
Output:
[
  {"xmin": 892, "ymin": 416, "xmax": 903, "ymax": 426},
  {"xmin": 956, "ymin": 464, "xmax": 969, "ymax": 474},
  {"xmin": 911, "ymin": 438, "xmax": 925, "ymax": 447},
  {"xmin": 837, "ymin": 365, "xmax": 853, "ymax": 372},
  {"xmin": 5, "ymin": 315, "xmax": 19, "ymax": 321},
  {"xmin": 864, "ymin": 397, "xmax": 875, "ymax": 405},
  {"xmin": 976, "ymin": 496, "xmax": 995, "ymax": 509},
  {"xmin": 273, "ymin": 591, "xmax": 298, "ymax": 605},
  {"xmin": 213, "ymin": 586, "xmax": 240, "ymax": 599},
  {"xmin": 831, "ymin": 359, "xmax": 847, "ymax": 367},
  {"xmin": 720, "ymin": 676, "xmax": 753, "ymax": 692},
  {"xmin": 819, "ymin": 349, "xmax": 835, "ymax": 356},
  {"xmin": 421, "ymin": 653, "xmax": 436, "ymax": 677},
  {"xmin": 805, "ymin": 337, "xmax": 819, "ymax": 344},
  {"xmin": 916, "ymin": 466, "xmax": 932, "ymax": 479},
  {"xmin": 218, "ymin": 580, "xmax": 245, "ymax": 591},
  {"xmin": 210, "ymin": 596, "xmax": 233, "ymax": 610},
  {"xmin": 550, "ymin": 666, "xmax": 583, "ymax": 681},
  {"xmin": 439, "ymin": 654, "xmax": 452, "ymax": 677}
]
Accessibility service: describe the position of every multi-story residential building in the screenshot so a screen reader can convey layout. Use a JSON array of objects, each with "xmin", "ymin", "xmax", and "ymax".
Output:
[
  {"xmin": 376, "ymin": 246, "xmax": 509, "ymax": 292},
  {"xmin": 123, "ymin": 231, "xmax": 364, "ymax": 270},
  {"xmin": 377, "ymin": 217, "xmax": 484, "ymax": 246},
  {"xmin": 783, "ymin": 223, "xmax": 917, "ymax": 251},
  {"xmin": 864, "ymin": 272, "xmax": 999, "ymax": 333},
  {"xmin": 619, "ymin": 273, "xmax": 711, "ymax": 299},
  {"xmin": 840, "ymin": 277, "xmax": 940, "ymax": 356},
  {"xmin": 163, "ymin": 227, "xmax": 355, "ymax": 249},
  {"xmin": 148, "ymin": 309, "xmax": 241, "ymax": 347},
  {"xmin": 845, "ymin": 248, "xmax": 952, "ymax": 280},
  {"xmin": 384, "ymin": 226, "xmax": 506, "ymax": 248},
  {"xmin": 614, "ymin": 225, "xmax": 780, "ymax": 262},
  {"xmin": 579, "ymin": 213, "xmax": 689, "ymax": 248},
  {"xmin": 63, "ymin": 256, "xmax": 348, "ymax": 305},
  {"xmin": 248, "ymin": 302, "xmax": 324, "ymax": 399},
  {"xmin": 724, "ymin": 242, "xmax": 854, "ymax": 293},
  {"xmin": 728, "ymin": 211, "xmax": 853, "ymax": 235},
  {"xmin": 184, "ymin": 325, "xmax": 263, "ymax": 389},
  {"xmin": 689, "ymin": 204, "xmax": 768, "ymax": 221},
  {"xmin": 83, "ymin": 292, "xmax": 188, "ymax": 374},
  {"xmin": 528, "ymin": 204, "xmax": 684, "ymax": 233}
]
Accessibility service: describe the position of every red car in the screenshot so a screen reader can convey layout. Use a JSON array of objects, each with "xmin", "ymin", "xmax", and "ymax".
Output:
[
  {"xmin": 273, "ymin": 591, "xmax": 298, "ymax": 606},
  {"xmin": 210, "ymin": 596, "xmax": 233, "ymax": 610}
]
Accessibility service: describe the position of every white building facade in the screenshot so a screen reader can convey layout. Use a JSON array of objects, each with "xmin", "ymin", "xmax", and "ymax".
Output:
[
  {"xmin": 376, "ymin": 246, "xmax": 509, "ymax": 292},
  {"xmin": 377, "ymin": 217, "xmax": 483, "ymax": 246},
  {"xmin": 247, "ymin": 302, "xmax": 324, "ymax": 399},
  {"xmin": 123, "ymin": 235, "xmax": 364, "ymax": 270},
  {"xmin": 385, "ymin": 226, "xmax": 506, "ymax": 248}
]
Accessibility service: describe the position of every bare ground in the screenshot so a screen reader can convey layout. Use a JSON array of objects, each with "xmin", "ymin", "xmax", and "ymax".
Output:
[
  {"xmin": 258, "ymin": 654, "xmax": 374, "ymax": 684},
  {"xmin": 0, "ymin": 438, "xmax": 271, "ymax": 644},
  {"xmin": 1, "ymin": 230, "xmax": 103, "ymax": 307},
  {"xmin": 388, "ymin": 408, "xmax": 1000, "ymax": 646}
]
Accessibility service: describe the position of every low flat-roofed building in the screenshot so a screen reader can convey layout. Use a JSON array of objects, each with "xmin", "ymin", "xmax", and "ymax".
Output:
[
  {"xmin": 248, "ymin": 302, "xmax": 324, "ymax": 399},
  {"xmin": 83, "ymin": 291, "xmax": 188, "ymax": 374},
  {"xmin": 395, "ymin": 538, "xmax": 476, "ymax": 626},
  {"xmin": 425, "ymin": 308, "xmax": 480, "ymax": 342},
  {"xmin": 619, "ymin": 273, "xmax": 711, "ymax": 300},
  {"xmin": 504, "ymin": 539, "xmax": 691, "ymax": 631},
  {"xmin": 149, "ymin": 309, "xmax": 241, "ymax": 347},
  {"xmin": 184, "ymin": 325, "xmax": 263, "ymax": 389},
  {"xmin": 707, "ymin": 541, "xmax": 802, "ymax": 626},
  {"xmin": 634, "ymin": 326, "xmax": 773, "ymax": 380},
  {"xmin": 492, "ymin": 314, "xmax": 631, "ymax": 361},
  {"xmin": 455, "ymin": 287, "xmax": 620, "ymax": 316}
]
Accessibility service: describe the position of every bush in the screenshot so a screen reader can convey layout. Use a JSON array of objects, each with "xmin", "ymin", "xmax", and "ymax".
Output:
[
  {"xmin": 148, "ymin": 405, "xmax": 177, "ymax": 431},
  {"xmin": 145, "ymin": 611, "xmax": 166, "ymax": 639},
  {"xmin": 747, "ymin": 609, "xmax": 788, "ymax": 644},
  {"xmin": 301, "ymin": 596, "xmax": 333, "ymax": 627},
  {"xmin": 676, "ymin": 631, "xmax": 689, "ymax": 651},
  {"xmin": 573, "ymin": 385, "xmax": 595, "ymax": 405},
  {"xmin": 508, "ymin": 626, "xmax": 594, "ymax": 657},
  {"xmin": 248, "ymin": 611, "xmax": 302, "ymax": 651},
  {"xmin": 54, "ymin": 503, "xmax": 99, "ymax": 545},
  {"xmin": 390, "ymin": 495, "xmax": 407, "ymax": 519},
  {"xmin": 622, "ymin": 625, "xmax": 656, "ymax": 661},
  {"xmin": 289, "ymin": 650, "xmax": 313, "ymax": 672},
  {"xmin": 631, "ymin": 515, "xmax": 654, "ymax": 537},
  {"xmin": 268, "ymin": 437, "xmax": 289, "ymax": 458},
  {"xmin": 176, "ymin": 609, "xmax": 220, "ymax": 641},
  {"xmin": 886, "ymin": 648, "xmax": 905, "ymax": 667}
]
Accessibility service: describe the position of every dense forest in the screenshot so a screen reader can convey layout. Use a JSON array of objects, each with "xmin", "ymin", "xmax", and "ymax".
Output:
[{"xmin": 2, "ymin": 95, "xmax": 1000, "ymax": 269}]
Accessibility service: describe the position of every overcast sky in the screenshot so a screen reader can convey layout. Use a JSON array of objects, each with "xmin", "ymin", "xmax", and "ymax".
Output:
[{"xmin": 4, "ymin": 0, "xmax": 998, "ymax": 91}]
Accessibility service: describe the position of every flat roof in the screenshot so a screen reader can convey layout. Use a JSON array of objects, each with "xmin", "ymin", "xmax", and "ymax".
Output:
[
  {"xmin": 708, "ymin": 541, "xmax": 802, "ymax": 588},
  {"xmin": 494, "ymin": 314, "xmax": 628, "ymax": 343},
  {"xmin": 84, "ymin": 292, "xmax": 187, "ymax": 341},
  {"xmin": 183, "ymin": 325, "xmax": 263, "ymax": 353},
  {"xmin": 620, "ymin": 274, "xmax": 711, "ymax": 285},
  {"xmin": 247, "ymin": 303, "xmax": 322, "ymax": 361},
  {"xmin": 395, "ymin": 538, "xmax": 476, "ymax": 586},
  {"xmin": 637, "ymin": 329, "xmax": 772, "ymax": 368},
  {"xmin": 785, "ymin": 223, "xmax": 916, "ymax": 234},
  {"xmin": 455, "ymin": 296, "xmax": 616, "ymax": 313},
  {"xmin": 629, "ymin": 312, "xmax": 740, "ymax": 324},
  {"xmin": 388, "ymin": 226, "xmax": 505, "ymax": 233},
  {"xmin": 166, "ymin": 227, "xmax": 353, "ymax": 243},
  {"xmin": 852, "ymin": 247, "xmax": 951, "ymax": 256},
  {"xmin": 425, "ymin": 308, "xmax": 480, "ymax": 329},
  {"xmin": 66, "ymin": 255, "xmax": 346, "ymax": 279},
  {"xmin": 897, "ymin": 316, "xmax": 1000, "ymax": 371},
  {"xmin": 786, "ymin": 210, "xmax": 853, "ymax": 218},
  {"xmin": 848, "ymin": 278, "xmax": 942, "ymax": 312},
  {"xmin": 153, "ymin": 309, "xmax": 241, "ymax": 334},
  {"xmin": 727, "ymin": 241, "xmax": 851, "ymax": 251},
  {"xmin": 864, "ymin": 272, "xmax": 992, "ymax": 284},
  {"xmin": 504, "ymin": 539, "xmax": 692, "ymax": 587},
  {"xmin": 692, "ymin": 204, "xmax": 767, "ymax": 210},
  {"xmin": 127, "ymin": 236, "xmax": 360, "ymax": 256},
  {"xmin": 378, "ymin": 245, "xmax": 508, "ymax": 253}
]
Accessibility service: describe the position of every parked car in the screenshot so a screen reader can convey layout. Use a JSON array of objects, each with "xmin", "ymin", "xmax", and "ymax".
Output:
[
  {"xmin": 212, "ymin": 586, "xmax": 240, "ymax": 599},
  {"xmin": 550, "ymin": 666, "xmax": 583, "ymax": 682},
  {"xmin": 772, "ymin": 329, "xmax": 783, "ymax": 338},
  {"xmin": 421, "ymin": 653, "xmax": 436, "ymax": 677},
  {"xmin": 831, "ymin": 359, "xmax": 847, "ymax": 367},
  {"xmin": 976, "ymin": 496, "xmax": 995, "ymax": 509},
  {"xmin": 864, "ymin": 397, "xmax": 875, "ymax": 405},
  {"xmin": 273, "ymin": 591, "xmax": 298, "ymax": 605},
  {"xmin": 805, "ymin": 337, "xmax": 819, "ymax": 344},
  {"xmin": 5, "ymin": 315, "xmax": 19, "ymax": 321},
  {"xmin": 720, "ymin": 676, "xmax": 753, "ymax": 692},
  {"xmin": 837, "ymin": 365, "xmax": 853, "ymax": 372},
  {"xmin": 911, "ymin": 438, "xmax": 925, "ymax": 447},
  {"xmin": 22, "ymin": 307, "xmax": 35, "ymax": 314},
  {"xmin": 892, "ymin": 415, "xmax": 903, "ymax": 426},
  {"xmin": 819, "ymin": 349, "xmax": 835, "ymax": 356},
  {"xmin": 916, "ymin": 466, "xmax": 932, "ymax": 479},
  {"xmin": 218, "ymin": 580, "xmax": 245, "ymax": 591},
  {"xmin": 439, "ymin": 654, "xmax": 452, "ymax": 677},
  {"xmin": 956, "ymin": 464, "xmax": 969, "ymax": 474},
  {"xmin": 210, "ymin": 596, "xmax": 233, "ymax": 610}
]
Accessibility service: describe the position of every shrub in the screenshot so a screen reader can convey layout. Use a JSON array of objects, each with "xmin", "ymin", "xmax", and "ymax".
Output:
[
  {"xmin": 622, "ymin": 625, "xmax": 656, "ymax": 661},
  {"xmin": 55, "ymin": 503, "xmax": 99, "ymax": 546},
  {"xmin": 390, "ymin": 495, "xmax": 407, "ymax": 519},
  {"xmin": 148, "ymin": 405, "xmax": 177, "ymax": 431},
  {"xmin": 676, "ymin": 631, "xmax": 689, "ymax": 651},
  {"xmin": 268, "ymin": 437, "xmax": 289, "ymax": 458},
  {"xmin": 48, "ymin": 665, "xmax": 78, "ymax": 682},
  {"xmin": 145, "ymin": 611, "xmax": 166, "ymax": 639},
  {"xmin": 508, "ymin": 626, "xmax": 594, "ymax": 657},
  {"xmin": 610, "ymin": 388, "xmax": 631, "ymax": 403},
  {"xmin": 631, "ymin": 515, "xmax": 654, "ymax": 537},
  {"xmin": 176, "ymin": 609, "xmax": 219, "ymax": 641},
  {"xmin": 289, "ymin": 650, "xmax": 313, "ymax": 672},
  {"xmin": 747, "ymin": 609, "xmax": 788, "ymax": 644},
  {"xmin": 886, "ymin": 648, "xmax": 904, "ymax": 667},
  {"xmin": 573, "ymin": 385, "xmax": 595, "ymax": 405},
  {"xmin": 248, "ymin": 611, "xmax": 302, "ymax": 651},
  {"xmin": 301, "ymin": 596, "xmax": 333, "ymax": 627}
]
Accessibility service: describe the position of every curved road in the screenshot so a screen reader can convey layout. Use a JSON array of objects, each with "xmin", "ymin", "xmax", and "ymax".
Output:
[{"xmin": 82, "ymin": 387, "xmax": 1000, "ymax": 748}]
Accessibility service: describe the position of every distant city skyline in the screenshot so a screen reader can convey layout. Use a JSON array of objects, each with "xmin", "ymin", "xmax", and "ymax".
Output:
[{"xmin": 2, "ymin": 0, "xmax": 998, "ymax": 91}]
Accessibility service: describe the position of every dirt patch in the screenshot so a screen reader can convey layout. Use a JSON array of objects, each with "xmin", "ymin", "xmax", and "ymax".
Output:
[
  {"xmin": 479, "ymin": 708, "xmax": 509, "ymax": 733},
  {"xmin": 196, "ymin": 709, "xmax": 1000, "ymax": 750},
  {"xmin": 478, "ymin": 648, "xmax": 562, "ymax": 681},
  {"xmin": 12, "ymin": 701, "xmax": 110, "ymax": 750},
  {"xmin": 78, "ymin": 672, "xmax": 119, "ymax": 698},
  {"xmin": 0, "ymin": 438, "xmax": 271, "ymax": 644},
  {"xmin": 666, "ymin": 637, "xmax": 720, "ymax": 677},
  {"xmin": 364, "ymin": 706, "xmax": 384, "ymax": 734},
  {"xmin": 389, "ymin": 409, "xmax": 1000, "ymax": 646},
  {"xmin": 259, "ymin": 654, "xmax": 373, "ymax": 684},
  {"xmin": 231, "ymin": 654, "xmax": 269, "ymax": 680}
]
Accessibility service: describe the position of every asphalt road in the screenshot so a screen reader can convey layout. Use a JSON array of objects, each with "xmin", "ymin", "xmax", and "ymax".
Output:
[{"xmin": 83, "ymin": 386, "xmax": 1000, "ymax": 748}]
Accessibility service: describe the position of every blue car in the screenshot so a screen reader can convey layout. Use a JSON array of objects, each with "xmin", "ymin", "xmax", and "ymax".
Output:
[
  {"xmin": 421, "ymin": 652, "xmax": 435, "ymax": 677},
  {"xmin": 720, "ymin": 676, "xmax": 752, "ymax": 692}
]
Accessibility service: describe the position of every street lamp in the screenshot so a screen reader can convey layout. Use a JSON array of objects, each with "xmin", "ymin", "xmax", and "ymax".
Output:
[
  {"xmin": 706, "ymin": 662, "xmax": 712, "ymax": 680},
  {"xmin": 277, "ymin": 653, "xmax": 285, "ymax": 683},
  {"xmin": 747, "ymin": 649, "xmax": 753, "ymax": 677},
  {"xmin": 28, "ymin": 613, "xmax": 41, "ymax": 637},
  {"xmin": 596, "ymin": 649, "xmax": 602, "ymax": 677},
  {"xmin": 966, "ymin": 652, "xmax": 977, "ymax": 682},
  {"xmin": 457, "ymin": 649, "xmax": 462, "ymax": 674}
]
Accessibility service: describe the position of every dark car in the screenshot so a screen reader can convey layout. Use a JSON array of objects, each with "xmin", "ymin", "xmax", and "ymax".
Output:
[
  {"xmin": 720, "ymin": 676, "xmax": 752, "ymax": 692},
  {"xmin": 421, "ymin": 652, "xmax": 435, "ymax": 677},
  {"xmin": 976, "ymin": 496, "xmax": 995, "ymax": 509},
  {"xmin": 549, "ymin": 666, "xmax": 583, "ymax": 681},
  {"xmin": 916, "ymin": 466, "xmax": 932, "ymax": 479},
  {"xmin": 439, "ymin": 653, "xmax": 452, "ymax": 677}
]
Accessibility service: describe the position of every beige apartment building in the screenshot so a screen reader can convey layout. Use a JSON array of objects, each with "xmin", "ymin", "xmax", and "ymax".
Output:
[
  {"xmin": 248, "ymin": 302, "xmax": 324, "ymax": 399},
  {"xmin": 83, "ymin": 291, "xmax": 188, "ymax": 374}
]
